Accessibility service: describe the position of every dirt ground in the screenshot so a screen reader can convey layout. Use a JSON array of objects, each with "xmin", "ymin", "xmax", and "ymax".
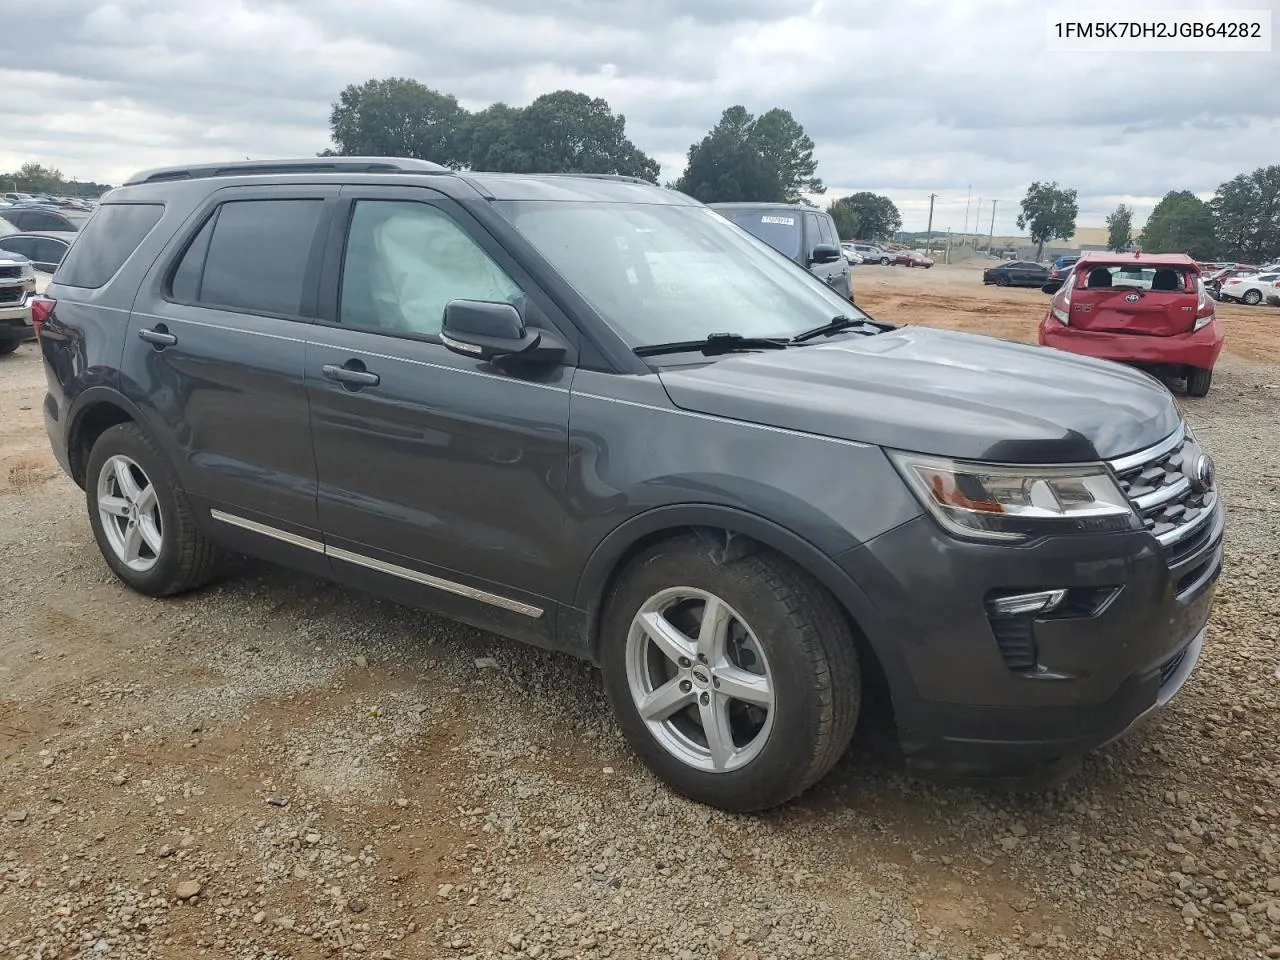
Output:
[{"xmin": 2, "ymin": 264, "xmax": 1279, "ymax": 960}]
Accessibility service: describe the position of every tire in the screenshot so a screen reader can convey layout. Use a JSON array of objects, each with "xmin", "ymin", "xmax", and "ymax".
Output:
[
  {"xmin": 85, "ymin": 422, "xmax": 227, "ymax": 597},
  {"xmin": 0, "ymin": 339, "xmax": 20, "ymax": 356},
  {"xmin": 600, "ymin": 534, "xmax": 860, "ymax": 812},
  {"xmin": 1243, "ymin": 289, "xmax": 1262, "ymax": 305},
  {"xmin": 879, "ymin": 257, "xmax": 890, "ymax": 265},
  {"xmin": 994, "ymin": 275, "xmax": 1010, "ymax": 287},
  {"xmin": 1186, "ymin": 367, "xmax": 1212, "ymax": 397}
]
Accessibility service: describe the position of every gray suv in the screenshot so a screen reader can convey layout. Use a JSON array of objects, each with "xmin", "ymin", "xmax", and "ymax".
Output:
[
  {"xmin": 35, "ymin": 158, "xmax": 1222, "ymax": 811},
  {"xmin": 708, "ymin": 202, "xmax": 854, "ymax": 302}
]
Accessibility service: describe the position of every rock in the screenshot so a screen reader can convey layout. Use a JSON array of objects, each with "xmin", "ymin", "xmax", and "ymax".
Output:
[
  {"xmin": 175, "ymin": 880, "xmax": 201, "ymax": 900},
  {"xmin": 1268, "ymin": 904, "xmax": 1280, "ymax": 923},
  {"xmin": 252, "ymin": 911, "xmax": 266, "ymax": 924},
  {"xmin": 1069, "ymin": 863, "xmax": 1085, "ymax": 878},
  {"xmin": 348, "ymin": 898, "xmax": 366, "ymax": 914},
  {"xmin": 265, "ymin": 796, "xmax": 290, "ymax": 807},
  {"xmin": 355, "ymin": 655, "xmax": 369, "ymax": 668},
  {"xmin": 304, "ymin": 832, "xmax": 321, "ymax": 845},
  {"xmin": 983, "ymin": 953, "xmax": 1005, "ymax": 960},
  {"xmin": 5, "ymin": 810, "xmax": 28, "ymax": 823},
  {"xmin": 474, "ymin": 657, "xmax": 498, "ymax": 669},
  {"xmin": 1025, "ymin": 932, "xmax": 1046, "ymax": 948},
  {"xmin": 437, "ymin": 883, "xmax": 454, "ymax": 899},
  {"xmin": 1268, "ymin": 877, "xmax": 1280, "ymax": 893},
  {"xmin": 394, "ymin": 798, "xmax": 410, "ymax": 808},
  {"xmin": 157, "ymin": 844, "xmax": 175, "ymax": 858},
  {"xmin": 1010, "ymin": 823, "xmax": 1028, "ymax": 838},
  {"xmin": 1182, "ymin": 902, "xmax": 1202, "ymax": 920}
]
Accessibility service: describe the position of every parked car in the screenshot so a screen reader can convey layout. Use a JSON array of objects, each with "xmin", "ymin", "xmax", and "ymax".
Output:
[
  {"xmin": 3, "ymin": 192, "xmax": 34, "ymax": 204},
  {"xmin": 1204, "ymin": 265, "xmax": 1259, "ymax": 298},
  {"xmin": 891, "ymin": 249, "xmax": 933, "ymax": 268},
  {"xmin": 710, "ymin": 202, "xmax": 854, "ymax": 302},
  {"xmin": 1039, "ymin": 253, "xmax": 1221, "ymax": 396},
  {"xmin": 1218, "ymin": 272, "xmax": 1280, "ymax": 305},
  {"xmin": 839, "ymin": 242, "xmax": 864, "ymax": 264},
  {"xmin": 847, "ymin": 242, "xmax": 891, "ymax": 265},
  {"xmin": 0, "ymin": 231, "xmax": 73, "ymax": 272},
  {"xmin": 0, "ymin": 248, "xmax": 37, "ymax": 355},
  {"xmin": 0, "ymin": 205, "xmax": 87, "ymax": 233},
  {"xmin": 36, "ymin": 158, "xmax": 1222, "ymax": 811},
  {"xmin": 1049, "ymin": 255, "xmax": 1080, "ymax": 276},
  {"xmin": 982, "ymin": 260, "xmax": 1050, "ymax": 287}
]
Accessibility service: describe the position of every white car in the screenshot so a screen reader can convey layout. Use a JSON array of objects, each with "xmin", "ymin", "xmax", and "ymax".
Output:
[
  {"xmin": 1219, "ymin": 272, "xmax": 1280, "ymax": 305},
  {"xmin": 839, "ymin": 242, "xmax": 864, "ymax": 264}
]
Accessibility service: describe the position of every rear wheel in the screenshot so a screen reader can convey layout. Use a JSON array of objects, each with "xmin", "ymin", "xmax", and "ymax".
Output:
[
  {"xmin": 1186, "ymin": 367, "xmax": 1212, "ymax": 397},
  {"xmin": 879, "ymin": 257, "xmax": 890, "ymax": 265},
  {"xmin": 86, "ymin": 423, "xmax": 228, "ymax": 596},
  {"xmin": 0, "ymin": 339, "xmax": 21, "ymax": 356},
  {"xmin": 1242, "ymin": 289, "xmax": 1262, "ymax": 305},
  {"xmin": 600, "ymin": 535, "xmax": 860, "ymax": 812}
]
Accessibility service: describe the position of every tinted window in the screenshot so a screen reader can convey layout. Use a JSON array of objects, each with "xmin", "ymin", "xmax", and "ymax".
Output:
[
  {"xmin": 182, "ymin": 199, "xmax": 324, "ymax": 315},
  {"xmin": 56, "ymin": 203, "xmax": 164, "ymax": 288},
  {"xmin": 817, "ymin": 215, "xmax": 838, "ymax": 247},
  {"xmin": 30, "ymin": 212, "xmax": 70, "ymax": 231},
  {"xmin": 0, "ymin": 236, "xmax": 35, "ymax": 259},
  {"xmin": 33, "ymin": 238, "xmax": 68, "ymax": 266},
  {"xmin": 719, "ymin": 209, "xmax": 802, "ymax": 260},
  {"xmin": 339, "ymin": 200, "xmax": 522, "ymax": 337},
  {"xmin": 169, "ymin": 214, "xmax": 216, "ymax": 303}
]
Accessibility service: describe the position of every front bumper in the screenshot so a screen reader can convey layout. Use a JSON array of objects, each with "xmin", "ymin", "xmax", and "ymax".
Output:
[
  {"xmin": 0, "ymin": 283, "xmax": 35, "ymax": 341},
  {"xmin": 837, "ymin": 496, "xmax": 1223, "ymax": 782},
  {"xmin": 1038, "ymin": 314, "xmax": 1224, "ymax": 371}
]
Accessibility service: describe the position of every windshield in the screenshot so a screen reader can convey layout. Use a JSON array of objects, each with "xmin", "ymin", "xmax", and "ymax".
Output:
[{"xmin": 495, "ymin": 201, "xmax": 867, "ymax": 347}]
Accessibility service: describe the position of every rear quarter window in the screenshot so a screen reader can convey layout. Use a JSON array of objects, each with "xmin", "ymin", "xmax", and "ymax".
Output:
[{"xmin": 56, "ymin": 203, "xmax": 165, "ymax": 289}]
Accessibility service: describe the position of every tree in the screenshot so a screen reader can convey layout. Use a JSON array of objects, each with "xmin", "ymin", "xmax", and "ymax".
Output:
[
  {"xmin": 1016, "ymin": 181, "xmax": 1078, "ymax": 259},
  {"xmin": 675, "ymin": 106, "xmax": 822, "ymax": 204},
  {"xmin": 0, "ymin": 162, "xmax": 111, "ymax": 197},
  {"xmin": 327, "ymin": 78, "xmax": 467, "ymax": 167},
  {"xmin": 1138, "ymin": 190, "xmax": 1217, "ymax": 259},
  {"xmin": 1211, "ymin": 165, "xmax": 1280, "ymax": 264},
  {"xmin": 1105, "ymin": 203, "xmax": 1133, "ymax": 252},
  {"xmin": 827, "ymin": 192, "xmax": 901, "ymax": 241},
  {"xmin": 475, "ymin": 91, "xmax": 659, "ymax": 181}
]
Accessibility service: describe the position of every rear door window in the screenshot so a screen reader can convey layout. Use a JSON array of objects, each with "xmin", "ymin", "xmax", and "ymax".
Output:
[
  {"xmin": 0, "ymin": 236, "xmax": 35, "ymax": 259},
  {"xmin": 56, "ymin": 203, "xmax": 165, "ymax": 288},
  {"xmin": 817, "ymin": 215, "xmax": 839, "ymax": 248},
  {"xmin": 722, "ymin": 209, "xmax": 801, "ymax": 260},
  {"xmin": 169, "ymin": 199, "xmax": 325, "ymax": 316}
]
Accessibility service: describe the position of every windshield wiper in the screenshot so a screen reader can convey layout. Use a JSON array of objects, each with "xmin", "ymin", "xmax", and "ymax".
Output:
[
  {"xmin": 633, "ymin": 332, "xmax": 791, "ymax": 358},
  {"xmin": 790, "ymin": 314, "xmax": 897, "ymax": 344}
]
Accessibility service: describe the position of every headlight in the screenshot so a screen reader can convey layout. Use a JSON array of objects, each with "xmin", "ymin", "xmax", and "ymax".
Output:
[{"xmin": 889, "ymin": 451, "xmax": 1139, "ymax": 542}]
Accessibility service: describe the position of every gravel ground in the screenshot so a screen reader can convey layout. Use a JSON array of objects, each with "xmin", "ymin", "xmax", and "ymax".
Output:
[{"xmin": 2, "ymin": 267, "xmax": 1278, "ymax": 960}]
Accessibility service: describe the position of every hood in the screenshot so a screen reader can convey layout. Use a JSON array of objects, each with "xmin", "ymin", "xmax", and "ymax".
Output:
[{"xmin": 657, "ymin": 327, "xmax": 1181, "ymax": 464}]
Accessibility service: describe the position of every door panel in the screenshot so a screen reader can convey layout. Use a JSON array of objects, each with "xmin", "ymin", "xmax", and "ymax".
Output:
[
  {"xmin": 305, "ymin": 190, "xmax": 575, "ymax": 631},
  {"xmin": 121, "ymin": 186, "xmax": 335, "ymax": 546}
]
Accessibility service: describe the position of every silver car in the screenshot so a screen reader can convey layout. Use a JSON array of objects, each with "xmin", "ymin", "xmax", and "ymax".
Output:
[{"xmin": 848, "ymin": 242, "xmax": 891, "ymax": 265}]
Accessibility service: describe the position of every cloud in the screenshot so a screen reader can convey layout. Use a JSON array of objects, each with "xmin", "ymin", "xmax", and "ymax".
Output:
[{"xmin": 3, "ymin": 0, "xmax": 1276, "ymax": 231}]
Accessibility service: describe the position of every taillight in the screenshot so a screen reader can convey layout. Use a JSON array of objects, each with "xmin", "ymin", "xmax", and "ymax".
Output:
[
  {"xmin": 30, "ymin": 295, "xmax": 55, "ymax": 340},
  {"xmin": 1192, "ymin": 279, "xmax": 1214, "ymax": 330},
  {"xmin": 1051, "ymin": 279, "xmax": 1072, "ymax": 324}
]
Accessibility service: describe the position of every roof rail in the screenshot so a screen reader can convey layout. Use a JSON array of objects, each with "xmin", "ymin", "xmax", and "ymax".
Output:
[
  {"xmin": 532, "ymin": 172, "xmax": 656, "ymax": 186},
  {"xmin": 122, "ymin": 157, "xmax": 449, "ymax": 186}
]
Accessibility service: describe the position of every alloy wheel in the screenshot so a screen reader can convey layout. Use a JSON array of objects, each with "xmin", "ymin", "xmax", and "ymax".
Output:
[
  {"xmin": 96, "ymin": 454, "xmax": 163, "ymax": 573},
  {"xmin": 625, "ymin": 587, "xmax": 775, "ymax": 773}
]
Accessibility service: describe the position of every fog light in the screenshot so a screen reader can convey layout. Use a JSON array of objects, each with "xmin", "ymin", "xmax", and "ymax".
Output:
[{"xmin": 986, "ymin": 589, "xmax": 1067, "ymax": 618}]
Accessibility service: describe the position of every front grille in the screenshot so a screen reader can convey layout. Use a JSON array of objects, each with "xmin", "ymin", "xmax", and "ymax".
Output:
[
  {"xmin": 0, "ymin": 286, "xmax": 25, "ymax": 305},
  {"xmin": 0, "ymin": 265, "xmax": 22, "ymax": 280},
  {"xmin": 1109, "ymin": 427, "xmax": 1216, "ymax": 551}
]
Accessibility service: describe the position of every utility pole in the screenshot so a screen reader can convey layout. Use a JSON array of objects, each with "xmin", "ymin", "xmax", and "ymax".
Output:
[
  {"xmin": 962, "ymin": 185, "xmax": 972, "ymax": 238},
  {"xmin": 987, "ymin": 199, "xmax": 997, "ymax": 252},
  {"xmin": 926, "ymin": 193, "xmax": 936, "ymax": 253}
]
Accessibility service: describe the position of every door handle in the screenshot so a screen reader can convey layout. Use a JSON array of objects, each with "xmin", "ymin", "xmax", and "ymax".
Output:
[
  {"xmin": 322, "ymin": 362, "xmax": 380, "ymax": 388},
  {"xmin": 138, "ymin": 327, "xmax": 178, "ymax": 347}
]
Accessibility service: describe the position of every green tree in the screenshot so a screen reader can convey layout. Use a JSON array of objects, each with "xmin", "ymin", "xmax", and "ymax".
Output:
[
  {"xmin": 1105, "ymin": 203, "xmax": 1133, "ymax": 252},
  {"xmin": 461, "ymin": 103, "xmax": 526, "ymax": 172},
  {"xmin": 0, "ymin": 162, "xmax": 110, "ymax": 197},
  {"xmin": 1138, "ymin": 190, "xmax": 1217, "ymax": 259},
  {"xmin": 675, "ymin": 106, "xmax": 822, "ymax": 203},
  {"xmin": 327, "ymin": 77, "xmax": 467, "ymax": 167},
  {"xmin": 492, "ymin": 91, "xmax": 659, "ymax": 180},
  {"xmin": 1016, "ymin": 181, "xmax": 1078, "ymax": 259},
  {"xmin": 1211, "ymin": 165, "xmax": 1280, "ymax": 264},
  {"xmin": 827, "ymin": 192, "xmax": 901, "ymax": 241}
]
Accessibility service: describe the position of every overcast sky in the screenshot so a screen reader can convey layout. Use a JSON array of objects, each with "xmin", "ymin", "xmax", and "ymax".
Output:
[{"xmin": 4, "ymin": 0, "xmax": 1277, "ymax": 234}]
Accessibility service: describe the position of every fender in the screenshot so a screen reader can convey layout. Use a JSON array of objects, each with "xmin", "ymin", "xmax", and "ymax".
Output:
[
  {"xmin": 64, "ymin": 387, "xmax": 176, "ymax": 485},
  {"xmin": 572, "ymin": 503, "xmax": 916, "ymax": 697}
]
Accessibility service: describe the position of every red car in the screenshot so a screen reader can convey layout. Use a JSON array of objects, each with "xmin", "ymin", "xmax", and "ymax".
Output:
[
  {"xmin": 1038, "ymin": 252, "xmax": 1223, "ymax": 397},
  {"xmin": 891, "ymin": 250, "xmax": 933, "ymax": 268}
]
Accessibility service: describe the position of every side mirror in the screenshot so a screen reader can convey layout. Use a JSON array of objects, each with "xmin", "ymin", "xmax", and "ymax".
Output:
[
  {"xmin": 1041, "ymin": 280, "xmax": 1064, "ymax": 294},
  {"xmin": 810, "ymin": 243, "xmax": 841, "ymax": 265},
  {"xmin": 441, "ymin": 299, "xmax": 566, "ymax": 366}
]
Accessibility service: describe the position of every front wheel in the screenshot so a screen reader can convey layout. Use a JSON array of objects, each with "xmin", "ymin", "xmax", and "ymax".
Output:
[
  {"xmin": 1243, "ymin": 289, "xmax": 1262, "ymax": 305},
  {"xmin": 0, "ymin": 339, "xmax": 21, "ymax": 356},
  {"xmin": 879, "ymin": 257, "xmax": 890, "ymax": 265},
  {"xmin": 1186, "ymin": 367, "xmax": 1212, "ymax": 397},
  {"xmin": 600, "ymin": 535, "xmax": 860, "ymax": 812}
]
